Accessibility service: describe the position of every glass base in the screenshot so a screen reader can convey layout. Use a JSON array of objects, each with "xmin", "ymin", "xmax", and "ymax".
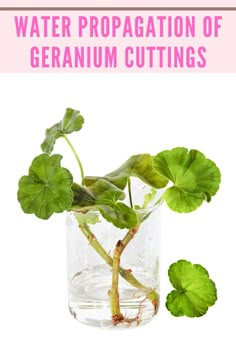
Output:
[{"xmin": 68, "ymin": 265, "xmax": 158, "ymax": 329}]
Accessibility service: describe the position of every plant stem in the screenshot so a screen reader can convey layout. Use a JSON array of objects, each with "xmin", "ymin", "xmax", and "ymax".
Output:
[
  {"xmin": 109, "ymin": 240, "xmax": 124, "ymax": 322},
  {"xmin": 154, "ymin": 193, "xmax": 164, "ymax": 206},
  {"xmin": 79, "ymin": 223, "xmax": 113, "ymax": 265},
  {"xmin": 109, "ymin": 226, "xmax": 139, "ymax": 323},
  {"xmin": 128, "ymin": 178, "xmax": 133, "ymax": 209},
  {"xmin": 63, "ymin": 135, "xmax": 85, "ymax": 182},
  {"xmin": 78, "ymin": 223, "xmax": 159, "ymax": 312}
]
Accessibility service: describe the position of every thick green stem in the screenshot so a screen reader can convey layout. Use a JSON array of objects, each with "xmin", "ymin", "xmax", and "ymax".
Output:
[
  {"xmin": 79, "ymin": 223, "xmax": 113, "ymax": 265},
  {"xmin": 128, "ymin": 178, "xmax": 133, "ymax": 209},
  {"xmin": 109, "ymin": 240, "xmax": 124, "ymax": 322},
  {"xmin": 63, "ymin": 135, "xmax": 85, "ymax": 182},
  {"xmin": 78, "ymin": 223, "xmax": 159, "ymax": 312},
  {"xmin": 109, "ymin": 226, "xmax": 139, "ymax": 323}
]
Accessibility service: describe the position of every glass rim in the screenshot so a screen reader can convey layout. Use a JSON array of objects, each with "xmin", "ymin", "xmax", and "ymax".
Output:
[
  {"xmin": 134, "ymin": 200, "xmax": 163, "ymax": 214},
  {"xmin": 69, "ymin": 200, "xmax": 163, "ymax": 216}
]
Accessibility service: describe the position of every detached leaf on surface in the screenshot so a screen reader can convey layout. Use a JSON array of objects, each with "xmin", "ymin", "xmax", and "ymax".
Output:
[
  {"xmin": 166, "ymin": 260, "xmax": 217, "ymax": 317},
  {"xmin": 41, "ymin": 108, "xmax": 84, "ymax": 154},
  {"xmin": 153, "ymin": 147, "xmax": 221, "ymax": 212},
  {"xmin": 17, "ymin": 154, "xmax": 73, "ymax": 220}
]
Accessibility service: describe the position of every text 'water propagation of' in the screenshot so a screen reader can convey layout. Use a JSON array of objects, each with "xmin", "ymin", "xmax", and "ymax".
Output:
[{"xmin": 14, "ymin": 15, "xmax": 222, "ymax": 69}]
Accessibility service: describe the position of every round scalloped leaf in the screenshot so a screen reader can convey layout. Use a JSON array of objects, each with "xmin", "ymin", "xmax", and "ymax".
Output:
[
  {"xmin": 17, "ymin": 154, "xmax": 73, "ymax": 220},
  {"xmin": 166, "ymin": 260, "xmax": 217, "ymax": 317},
  {"xmin": 153, "ymin": 148, "xmax": 221, "ymax": 213}
]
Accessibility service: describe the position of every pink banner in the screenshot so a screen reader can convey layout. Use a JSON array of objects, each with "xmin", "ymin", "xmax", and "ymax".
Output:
[
  {"xmin": 0, "ymin": 1, "xmax": 235, "ymax": 7},
  {"xmin": 0, "ymin": 10, "xmax": 235, "ymax": 72}
]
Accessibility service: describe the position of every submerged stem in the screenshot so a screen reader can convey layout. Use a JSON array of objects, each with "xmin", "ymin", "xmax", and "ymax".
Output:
[
  {"xmin": 128, "ymin": 178, "xmax": 133, "ymax": 209},
  {"xmin": 79, "ymin": 223, "xmax": 112, "ymax": 264},
  {"xmin": 109, "ymin": 241, "xmax": 124, "ymax": 322},
  {"xmin": 63, "ymin": 135, "xmax": 85, "ymax": 182},
  {"xmin": 78, "ymin": 222, "xmax": 159, "ymax": 312},
  {"xmin": 109, "ymin": 226, "xmax": 139, "ymax": 323}
]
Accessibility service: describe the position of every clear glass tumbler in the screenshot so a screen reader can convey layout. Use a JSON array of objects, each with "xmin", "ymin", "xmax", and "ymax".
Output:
[{"xmin": 66, "ymin": 185, "xmax": 161, "ymax": 329}]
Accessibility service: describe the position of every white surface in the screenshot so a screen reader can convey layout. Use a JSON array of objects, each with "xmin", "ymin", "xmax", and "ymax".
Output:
[{"xmin": 0, "ymin": 74, "xmax": 235, "ymax": 353}]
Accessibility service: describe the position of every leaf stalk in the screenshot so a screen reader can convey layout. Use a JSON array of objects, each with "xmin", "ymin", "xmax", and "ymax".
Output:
[
  {"xmin": 128, "ymin": 178, "xmax": 133, "ymax": 209},
  {"xmin": 63, "ymin": 135, "xmax": 85, "ymax": 182}
]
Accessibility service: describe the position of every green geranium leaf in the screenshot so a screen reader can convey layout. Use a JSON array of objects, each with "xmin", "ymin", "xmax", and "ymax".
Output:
[
  {"xmin": 98, "ymin": 203, "xmax": 137, "ymax": 229},
  {"xmin": 60, "ymin": 108, "xmax": 84, "ymax": 134},
  {"xmin": 90, "ymin": 179, "xmax": 126, "ymax": 203},
  {"xmin": 40, "ymin": 123, "xmax": 61, "ymax": 155},
  {"xmin": 153, "ymin": 148, "xmax": 221, "ymax": 212},
  {"xmin": 166, "ymin": 260, "xmax": 217, "ymax": 317},
  {"xmin": 41, "ymin": 108, "xmax": 84, "ymax": 154},
  {"xmin": 142, "ymin": 187, "xmax": 157, "ymax": 209},
  {"xmin": 84, "ymin": 154, "xmax": 168, "ymax": 190},
  {"xmin": 72, "ymin": 183, "xmax": 96, "ymax": 207},
  {"xmin": 17, "ymin": 154, "xmax": 73, "ymax": 220},
  {"xmin": 72, "ymin": 179, "xmax": 137, "ymax": 229},
  {"xmin": 107, "ymin": 154, "xmax": 168, "ymax": 189},
  {"xmin": 92, "ymin": 180, "xmax": 137, "ymax": 228},
  {"xmin": 83, "ymin": 175, "xmax": 128, "ymax": 190},
  {"xmin": 134, "ymin": 187, "xmax": 158, "ymax": 222},
  {"xmin": 75, "ymin": 211, "xmax": 101, "ymax": 225}
]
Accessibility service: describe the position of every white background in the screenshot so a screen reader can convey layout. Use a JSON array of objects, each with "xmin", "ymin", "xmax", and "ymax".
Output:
[{"xmin": 0, "ymin": 74, "xmax": 235, "ymax": 353}]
